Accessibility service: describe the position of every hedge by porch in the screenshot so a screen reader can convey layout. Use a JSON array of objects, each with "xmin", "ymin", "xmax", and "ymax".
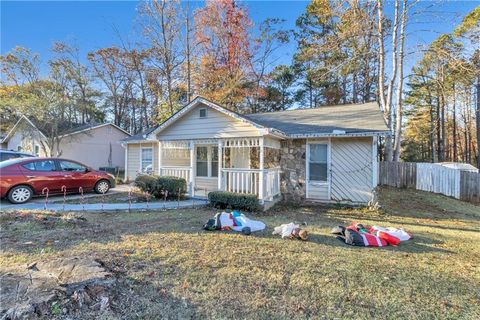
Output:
[
  {"xmin": 135, "ymin": 175, "xmax": 187, "ymax": 199},
  {"xmin": 208, "ymin": 191, "xmax": 260, "ymax": 211}
]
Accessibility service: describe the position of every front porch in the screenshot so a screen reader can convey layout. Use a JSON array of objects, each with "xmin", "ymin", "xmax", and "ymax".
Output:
[{"xmin": 156, "ymin": 138, "xmax": 281, "ymax": 203}]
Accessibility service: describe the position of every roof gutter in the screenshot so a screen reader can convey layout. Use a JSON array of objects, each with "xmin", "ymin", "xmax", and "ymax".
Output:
[{"xmin": 288, "ymin": 131, "xmax": 391, "ymax": 139}]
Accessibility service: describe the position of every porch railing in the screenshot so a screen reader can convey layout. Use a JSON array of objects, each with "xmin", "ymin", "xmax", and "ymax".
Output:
[
  {"xmin": 264, "ymin": 168, "xmax": 281, "ymax": 201},
  {"xmin": 220, "ymin": 168, "xmax": 281, "ymax": 201},
  {"xmin": 160, "ymin": 166, "xmax": 191, "ymax": 182}
]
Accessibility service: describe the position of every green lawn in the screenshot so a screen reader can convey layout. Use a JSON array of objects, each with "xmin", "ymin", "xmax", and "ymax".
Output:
[{"xmin": 1, "ymin": 187, "xmax": 479, "ymax": 319}]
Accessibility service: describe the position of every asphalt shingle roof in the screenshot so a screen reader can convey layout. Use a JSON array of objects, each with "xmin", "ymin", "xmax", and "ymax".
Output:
[
  {"xmin": 244, "ymin": 102, "xmax": 388, "ymax": 136},
  {"xmin": 123, "ymin": 101, "xmax": 388, "ymax": 143},
  {"xmin": 122, "ymin": 126, "xmax": 157, "ymax": 142}
]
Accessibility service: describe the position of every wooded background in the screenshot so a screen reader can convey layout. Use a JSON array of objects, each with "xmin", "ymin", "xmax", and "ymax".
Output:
[{"xmin": 1, "ymin": 0, "xmax": 479, "ymax": 168}]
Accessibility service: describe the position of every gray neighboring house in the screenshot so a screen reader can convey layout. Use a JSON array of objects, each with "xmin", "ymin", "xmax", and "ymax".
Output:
[
  {"xmin": 1, "ymin": 115, "xmax": 131, "ymax": 170},
  {"xmin": 122, "ymin": 96, "xmax": 389, "ymax": 204}
]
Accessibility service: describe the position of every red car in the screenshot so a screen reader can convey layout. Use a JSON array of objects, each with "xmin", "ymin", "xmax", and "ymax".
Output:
[{"xmin": 0, "ymin": 158, "xmax": 116, "ymax": 204}]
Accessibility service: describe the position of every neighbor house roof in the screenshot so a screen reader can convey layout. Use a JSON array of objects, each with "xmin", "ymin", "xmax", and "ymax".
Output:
[
  {"xmin": 58, "ymin": 122, "xmax": 131, "ymax": 138},
  {"xmin": 122, "ymin": 98, "xmax": 389, "ymax": 144},
  {"xmin": 0, "ymin": 115, "xmax": 48, "ymax": 143},
  {"xmin": 244, "ymin": 102, "xmax": 389, "ymax": 138},
  {"xmin": 121, "ymin": 126, "xmax": 158, "ymax": 143},
  {"xmin": 1, "ymin": 115, "xmax": 131, "ymax": 143}
]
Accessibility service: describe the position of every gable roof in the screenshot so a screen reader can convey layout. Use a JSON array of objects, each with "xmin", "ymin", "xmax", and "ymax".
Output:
[
  {"xmin": 122, "ymin": 98, "xmax": 389, "ymax": 144},
  {"xmin": 59, "ymin": 122, "xmax": 131, "ymax": 138},
  {"xmin": 122, "ymin": 126, "xmax": 158, "ymax": 143},
  {"xmin": 149, "ymin": 96, "xmax": 270, "ymax": 137},
  {"xmin": 244, "ymin": 102, "xmax": 389, "ymax": 138},
  {"xmin": 1, "ymin": 116, "xmax": 131, "ymax": 143},
  {"xmin": 0, "ymin": 115, "xmax": 47, "ymax": 143}
]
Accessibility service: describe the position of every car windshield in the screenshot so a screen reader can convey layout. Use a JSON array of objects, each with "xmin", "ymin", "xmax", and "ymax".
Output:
[{"xmin": 0, "ymin": 158, "xmax": 27, "ymax": 169}]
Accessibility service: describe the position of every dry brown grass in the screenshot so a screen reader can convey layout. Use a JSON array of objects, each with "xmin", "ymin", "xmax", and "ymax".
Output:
[{"xmin": 1, "ymin": 187, "xmax": 479, "ymax": 319}]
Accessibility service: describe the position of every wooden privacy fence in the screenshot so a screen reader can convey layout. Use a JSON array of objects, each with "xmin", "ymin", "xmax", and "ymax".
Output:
[{"xmin": 379, "ymin": 162, "xmax": 480, "ymax": 204}]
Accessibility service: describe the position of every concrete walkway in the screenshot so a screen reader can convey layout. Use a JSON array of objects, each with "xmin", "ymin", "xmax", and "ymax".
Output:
[{"xmin": 0, "ymin": 199, "xmax": 208, "ymax": 212}]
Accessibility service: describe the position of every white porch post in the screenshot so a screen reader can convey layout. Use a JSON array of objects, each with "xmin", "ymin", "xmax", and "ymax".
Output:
[
  {"xmin": 158, "ymin": 141, "xmax": 162, "ymax": 176},
  {"xmin": 218, "ymin": 140, "xmax": 223, "ymax": 191},
  {"xmin": 259, "ymin": 137, "xmax": 265, "ymax": 202},
  {"xmin": 372, "ymin": 136, "xmax": 378, "ymax": 188},
  {"xmin": 124, "ymin": 145, "xmax": 128, "ymax": 182},
  {"xmin": 189, "ymin": 140, "xmax": 195, "ymax": 197}
]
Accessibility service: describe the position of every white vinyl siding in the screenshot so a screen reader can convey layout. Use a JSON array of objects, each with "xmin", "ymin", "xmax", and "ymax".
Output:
[
  {"xmin": 126, "ymin": 142, "xmax": 158, "ymax": 181},
  {"xmin": 330, "ymin": 137, "xmax": 374, "ymax": 203},
  {"xmin": 158, "ymin": 104, "xmax": 262, "ymax": 140},
  {"xmin": 194, "ymin": 177, "xmax": 219, "ymax": 196}
]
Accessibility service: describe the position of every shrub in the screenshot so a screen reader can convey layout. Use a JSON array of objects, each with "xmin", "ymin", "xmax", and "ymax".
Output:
[
  {"xmin": 134, "ymin": 175, "xmax": 187, "ymax": 199},
  {"xmin": 134, "ymin": 175, "xmax": 157, "ymax": 194},
  {"xmin": 208, "ymin": 191, "xmax": 260, "ymax": 211}
]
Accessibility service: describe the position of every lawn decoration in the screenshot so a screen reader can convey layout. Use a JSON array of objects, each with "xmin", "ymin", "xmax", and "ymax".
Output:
[
  {"xmin": 145, "ymin": 191, "xmax": 150, "ymax": 210},
  {"xmin": 61, "ymin": 185, "xmax": 67, "ymax": 211},
  {"xmin": 128, "ymin": 188, "xmax": 133, "ymax": 212},
  {"xmin": 332, "ymin": 223, "xmax": 412, "ymax": 247},
  {"xmin": 79, "ymin": 187, "xmax": 85, "ymax": 211},
  {"xmin": 203, "ymin": 211, "xmax": 266, "ymax": 234},
  {"xmin": 101, "ymin": 188, "xmax": 106, "ymax": 212},
  {"xmin": 42, "ymin": 187, "xmax": 49, "ymax": 210},
  {"xmin": 272, "ymin": 223, "xmax": 308, "ymax": 241},
  {"xmin": 163, "ymin": 190, "xmax": 168, "ymax": 211}
]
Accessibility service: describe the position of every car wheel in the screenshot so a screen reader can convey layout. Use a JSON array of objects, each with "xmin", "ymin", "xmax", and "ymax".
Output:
[
  {"xmin": 8, "ymin": 185, "xmax": 33, "ymax": 204},
  {"xmin": 94, "ymin": 180, "xmax": 110, "ymax": 194}
]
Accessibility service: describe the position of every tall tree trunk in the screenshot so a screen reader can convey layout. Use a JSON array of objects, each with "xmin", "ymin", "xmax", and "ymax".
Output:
[
  {"xmin": 440, "ymin": 90, "xmax": 446, "ymax": 161},
  {"xmin": 476, "ymin": 75, "xmax": 480, "ymax": 168},
  {"xmin": 436, "ymin": 92, "xmax": 441, "ymax": 162},
  {"xmin": 452, "ymin": 83, "xmax": 458, "ymax": 161},
  {"xmin": 393, "ymin": 0, "xmax": 407, "ymax": 162},
  {"xmin": 185, "ymin": 3, "xmax": 193, "ymax": 103},
  {"xmin": 376, "ymin": 0, "xmax": 386, "ymax": 110},
  {"xmin": 430, "ymin": 104, "xmax": 437, "ymax": 163}
]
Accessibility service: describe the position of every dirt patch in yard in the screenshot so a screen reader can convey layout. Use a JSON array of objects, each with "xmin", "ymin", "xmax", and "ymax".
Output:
[{"xmin": 1, "ymin": 187, "xmax": 479, "ymax": 319}]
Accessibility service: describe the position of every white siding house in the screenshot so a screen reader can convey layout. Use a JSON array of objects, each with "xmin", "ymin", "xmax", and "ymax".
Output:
[
  {"xmin": 1, "ymin": 117, "xmax": 131, "ymax": 170},
  {"xmin": 123, "ymin": 96, "xmax": 389, "ymax": 204}
]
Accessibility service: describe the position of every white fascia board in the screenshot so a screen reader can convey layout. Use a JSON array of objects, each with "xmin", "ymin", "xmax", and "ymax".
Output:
[{"xmin": 287, "ymin": 131, "xmax": 391, "ymax": 139}]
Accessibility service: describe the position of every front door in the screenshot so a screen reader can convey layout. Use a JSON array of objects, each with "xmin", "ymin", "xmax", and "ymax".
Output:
[
  {"xmin": 306, "ymin": 142, "xmax": 330, "ymax": 200},
  {"xmin": 195, "ymin": 145, "xmax": 219, "ymax": 196}
]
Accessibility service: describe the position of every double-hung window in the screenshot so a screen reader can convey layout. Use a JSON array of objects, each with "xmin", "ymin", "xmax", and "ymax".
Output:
[
  {"xmin": 309, "ymin": 144, "xmax": 328, "ymax": 182},
  {"xmin": 196, "ymin": 146, "xmax": 208, "ymax": 177},
  {"xmin": 196, "ymin": 146, "xmax": 219, "ymax": 177},
  {"xmin": 141, "ymin": 148, "xmax": 153, "ymax": 172}
]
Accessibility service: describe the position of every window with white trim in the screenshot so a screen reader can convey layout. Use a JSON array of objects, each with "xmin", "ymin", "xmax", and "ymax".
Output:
[
  {"xmin": 196, "ymin": 146, "xmax": 208, "ymax": 177},
  {"xmin": 196, "ymin": 146, "xmax": 218, "ymax": 177},
  {"xmin": 309, "ymin": 144, "xmax": 328, "ymax": 181},
  {"xmin": 199, "ymin": 108, "xmax": 207, "ymax": 118},
  {"xmin": 141, "ymin": 148, "xmax": 153, "ymax": 172}
]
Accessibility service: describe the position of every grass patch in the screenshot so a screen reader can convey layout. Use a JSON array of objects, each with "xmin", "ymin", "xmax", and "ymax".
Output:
[
  {"xmin": 62, "ymin": 190, "xmax": 150, "ymax": 204},
  {"xmin": 1, "ymin": 187, "xmax": 479, "ymax": 319}
]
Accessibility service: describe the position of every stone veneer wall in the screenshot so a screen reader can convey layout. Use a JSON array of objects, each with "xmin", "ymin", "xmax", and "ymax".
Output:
[
  {"xmin": 250, "ymin": 147, "xmax": 281, "ymax": 169},
  {"xmin": 279, "ymin": 139, "xmax": 307, "ymax": 201}
]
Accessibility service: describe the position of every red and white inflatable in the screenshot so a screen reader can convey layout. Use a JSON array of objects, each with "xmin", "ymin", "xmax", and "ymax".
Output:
[{"xmin": 333, "ymin": 223, "xmax": 412, "ymax": 247}]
